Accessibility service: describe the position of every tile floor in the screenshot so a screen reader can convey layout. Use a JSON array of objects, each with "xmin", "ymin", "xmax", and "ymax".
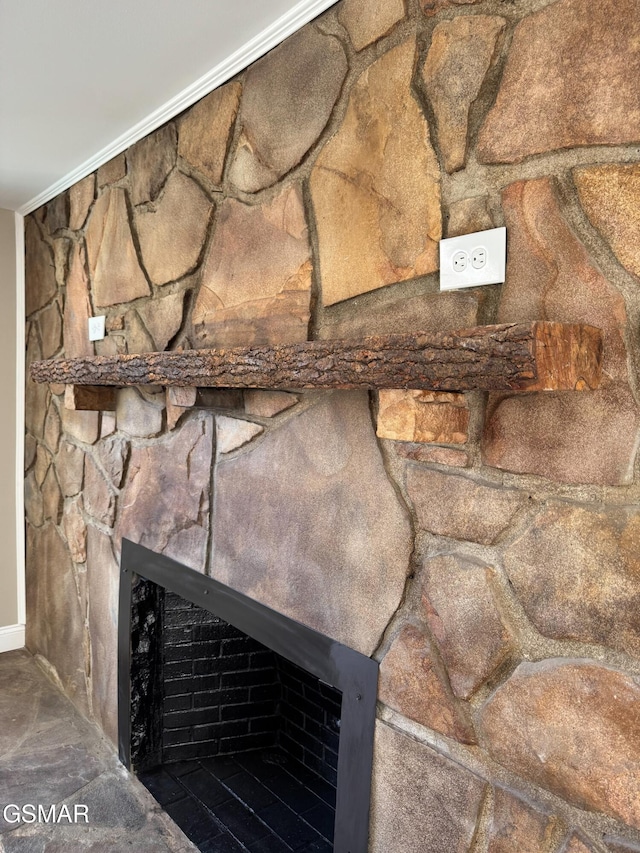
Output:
[{"xmin": 0, "ymin": 649, "xmax": 197, "ymax": 853}]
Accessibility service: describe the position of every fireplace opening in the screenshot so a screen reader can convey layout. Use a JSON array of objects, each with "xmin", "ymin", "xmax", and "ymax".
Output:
[{"xmin": 118, "ymin": 540, "xmax": 378, "ymax": 853}]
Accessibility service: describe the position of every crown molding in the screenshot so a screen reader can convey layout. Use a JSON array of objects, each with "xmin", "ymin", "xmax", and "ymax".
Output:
[{"xmin": 18, "ymin": 0, "xmax": 337, "ymax": 216}]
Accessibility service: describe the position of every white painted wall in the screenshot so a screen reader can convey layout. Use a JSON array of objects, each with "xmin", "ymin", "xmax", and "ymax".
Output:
[{"xmin": 0, "ymin": 208, "xmax": 23, "ymax": 651}]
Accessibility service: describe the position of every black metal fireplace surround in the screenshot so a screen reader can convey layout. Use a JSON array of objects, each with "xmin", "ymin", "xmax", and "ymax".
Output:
[{"xmin": 118, "ymin": 540, "xmax": 378, "ymax": 853}]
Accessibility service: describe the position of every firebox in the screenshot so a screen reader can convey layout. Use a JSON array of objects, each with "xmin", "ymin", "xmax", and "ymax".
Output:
[{"xmin": 118, "ymin": 540, "xmax": 378, "ymax": 853}]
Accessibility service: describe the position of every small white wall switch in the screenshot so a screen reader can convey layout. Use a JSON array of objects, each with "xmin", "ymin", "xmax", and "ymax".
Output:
[
  {"xmin": 439, "ymin": 227, "xmax": 506, "ymax": 291},
  {"xmin": 88, "ymin": 315, "xmax": 106, "ymax": 341}
]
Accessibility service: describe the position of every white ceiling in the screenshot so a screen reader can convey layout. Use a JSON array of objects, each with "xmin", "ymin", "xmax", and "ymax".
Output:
[{"xmin": 0, "ymin": 0, "xmax": 335, "ymax": 214}]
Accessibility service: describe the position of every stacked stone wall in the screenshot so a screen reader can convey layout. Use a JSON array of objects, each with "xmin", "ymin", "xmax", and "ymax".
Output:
[{"xmin": 23, "ymin": 0, "xmax": 640, "ymax": 850}]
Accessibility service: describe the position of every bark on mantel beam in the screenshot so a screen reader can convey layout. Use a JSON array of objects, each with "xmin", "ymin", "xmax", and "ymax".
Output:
[{"xmin": 30, "ymin": 322, "xmax": 602, "ymax": 394}]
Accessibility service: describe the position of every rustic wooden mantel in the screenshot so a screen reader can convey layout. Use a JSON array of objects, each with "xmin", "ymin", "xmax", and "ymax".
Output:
[{"xmin": 30, "ymin": 321, "xmax": 602, "ymax": 395}]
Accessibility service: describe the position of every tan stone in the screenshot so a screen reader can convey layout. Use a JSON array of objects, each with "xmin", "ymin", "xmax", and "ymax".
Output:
[
  {"xmin": 116, "ymin": 388, "xmax": 163, "ymax": 438},
  {"xmin": 52, "ymin": 236, "xmax": 71, "ymax": 286},
  {"xmin": 46, "ymin": 193, "xmax": 69, "ymax": 233},
  {"xmin": 563, "ymin": 836, "xmax": 597, "ymax": 853},
  {"xmin": 136, "ymin": 291, "xmax": 185, "ymax": 351},
  {"xmin": 504, "ymin": 504, "xmax": 640, "ymax": 659},
  {"xmin": 212, "ymin": 393, "xmax": 412, "ymax": 655},
  {"xmin": 487, "ymin": 788, "xmax": 557, "ymax": 853},
  {"xmin": 192, "ymin": 185, "xmax": 311, "ymax": 347},
  {"xmin": 338, "ymin": 0, "xmax": 405, "ymax": 50},
  {"xmin": 393, "ymin": 443, "xmax": 470, "ymax": 467},
  {"xmin": 311, "ymin": 39, "xmax": 441, "ymax": 306},
  {"xmin": 64, "ymin": 496, "xmax": 87, "ymax": 564},
  {"xmin": 69, "ymin": 174, "xmax": 95, "ymax": 230},
  {"xmin": 26, "ymin": 324, "xmax": 48, "ymax": 440},
  {"xmin": 423, "ymin": 16, "xmax": 504, "ymax": 173},
  {"xmin": 85, "ymin": 188, "xmax": 150, "ymax": 307},
  {"xmin": 56, "ymin": 441, "xmax": 85, "ymax": 497},
  {"xmin": 97, "ymin": 153, "xmax": 126, "ymax": 187},
  {"xmin": 243, "ymin": 391, "xmax": 297, "ymax": 418},
  {"xmin": 25, "ymin": 217, "xmax": 57, "ymax": 317},
  {"xmin": 421, "ymin": 556, "xmax": 515, "ymax": 699},
  {"xmin": 83, "ymin": 455, "xmax": 116, "ymax": 526},
  {"xmin": 25, "ymin": 471, "xmax": 44, "ymax": 527},
  {"xmin": 229, "ymin": 27, "xmax": 346, "ymax": 192},
  {"xmin": 370, "ymin": 722, "xmax": 486, "ymax": 853},
  {"xmin": 124, "ymin": 309, "xmax": 155, "ymax": 353},
  {"xmin": 178, "ymin": 82, "xmax": 241, "ymax": 185},
  {"xmin": 127, "ymin": 124, "xmax": 176, "ymax": 205},
  {"xmin": 39, "ymin": 301, "xmax": 63, "ymax": 359},
  {"xmin": 319, "ymin": 289, "xmax": 480, "ymax": 341},
  {"xmin": 95, "ymin": 435, "xmax": 129, "ymax": 488},
  {"xmin": 34, "ymin": 444, "xmax": 52, "ymax": 487},
  {"xmin": 44, "ymin": 403, "xmax": 61, "ymax": 453},
  {"xmin": 166, "ymin": 386, "xmax": 197, "ymax": 430},
  {"xmin": 377, "ymin": 390, "xmax": 468, "ymax": 443},
  {"xmin": 447, "ymin": 196, "xmax": 494, "ymax": 238},
  {"xmin": 60, "ymin": 407, "xmax": 99, "ymax": 445},
  {"xmin": 115, "ymin": 415, "xmax": 213, "ymax": 572},
  {"xmin": 421, "ymin": 0, "xmax": 479, "ymax": 15},
  {"xmin": 100, "ymin": 412, "xmax": 117, "ymax": 438},
  {"xmin": 477, "ymin": 0, "xmax": 640, "ymax": 163},
  {"xmin": 407, "ymin": 467, "xmax": 526, "ymax": 544},
  {"xmin": 86, "ymin": 525, "xmax": 119, "ymax": 745},
  {"xmin": 574, "ymin": 164, "xmax": 640, "ymax": 280},
  {"xmin": 605, "ymin": 838, "xmax": 640, "ymax": 852},
  {"xmin": 26, "ymin": 523, "xmax": 89, "ymax": 713},
  {"xmin": 483, "ymin": 177, "xmax": 638, "ymax": 485},
  {"xmin": 63, "ymin": 242, "xmax": 94, "ymax": 358},
  {"xmin": 479, "ymin": 660, "xmax": 640, "ymax": 828},
  {"xmin": 135, "ymin": 171, "xmax": 212, "ymax": 286},
  {"xmin": 25, "ymin": 434, "xmax": 37, "ymax": 471},
  {"xmin": 378, "ymin": 624, "xmax": 476, "ymax": 743},
  {"xmin": 216, "ymin": 416, "xmax": 263, "ymax": 454}
]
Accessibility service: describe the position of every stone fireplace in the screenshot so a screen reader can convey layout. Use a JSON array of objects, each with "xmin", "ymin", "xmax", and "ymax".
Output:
[
  {"xmin": 118, "ymin": 540, "xmax": 377, "ymax": 852},
  {"xmin": 23, "ymin": 0, "xmax": 640, "ymax": 851}
]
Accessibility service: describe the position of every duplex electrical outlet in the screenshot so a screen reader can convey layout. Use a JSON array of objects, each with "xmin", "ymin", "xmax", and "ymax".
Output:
[
  {"xmin": 439, "ymin": 227, "xmax": 506, "ymax": 291},
  {"xmin": 88, "ymin": 315, "xmax": 106, "ymax": 342}
]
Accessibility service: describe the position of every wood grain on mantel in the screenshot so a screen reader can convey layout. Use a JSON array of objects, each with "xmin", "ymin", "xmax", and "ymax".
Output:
[{"xmin": 30, "ymin": 322, "xmax": 602, "ymax": 395}]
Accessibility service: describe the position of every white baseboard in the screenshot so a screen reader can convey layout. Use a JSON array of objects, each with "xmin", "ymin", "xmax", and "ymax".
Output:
[{"xmin": 0, "ymin": 624, "xmax": 25, "ymax": 653}]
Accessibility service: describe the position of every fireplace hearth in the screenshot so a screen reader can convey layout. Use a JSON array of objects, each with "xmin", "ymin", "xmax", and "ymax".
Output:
[{"xmin": 118, "ymin": 540, "xmax": 378, "ymax": 853}]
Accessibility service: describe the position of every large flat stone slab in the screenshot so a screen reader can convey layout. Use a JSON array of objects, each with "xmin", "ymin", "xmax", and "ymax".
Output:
[
  {"xmin": 25, "ymin": 218, "xmax": 57, "ymax": 317},
  {"xmin": 211, "ymin": 392, "xmax": 412, "ymax": 655},
  {"xmin": 310, "ymin": 38, "xmax": 441, "ymax": 306},
  {"xmin": 178, "ymin": 82, "xmax": 241, "ymax": 186}
]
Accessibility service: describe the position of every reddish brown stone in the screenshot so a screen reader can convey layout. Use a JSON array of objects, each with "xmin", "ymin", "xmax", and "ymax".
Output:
[
  {"xmin": 377, "ymin": 390, "xmax": 468, "ymax": 444},
  {"xmin": 178, "ymin": 82, "xmax": 241, "ymax": 186},
  {"xmin": 503, "ymin": 504, "xmax": 640, "ymax": 660},
  {"xmin": 56, "ymin": 440, "xmax": 85, "ymax": 496},
  {"xmin": 338, "ymin": 0, "xmax": 405, "ymax": 50},
  {"xmin": 39, "ymin": 301, "xmax": 63, "ymax": 359},
  {"xmin": 421, "ymin": 556, "xmax": 515, "ymax": 699},
  {"xmin": 64, "ymin": 496, "xmax": 87, "ymax": 564},
  {"xmin": 574, "ymin": 164, "xmax": 640, "ymax": 281},
  {"xmin": 216, "ymin": 416, "xmax": 263, "ymax": 454},
  {"xmin": 135, "ymin": 291, "xmax": 185, "ymax": 351},
  {"xmin": 69, "ymin": 174, "xmax": 95, "ymax": 230},
  {"xmin": 479, "ymin": 660, "xmax": 640, "ymax": 828},
  {"xmin": 477, "ymin": 0, "xmax": 640, "ymax": 163},
  {"xmin": 25, "ymin": 217, "xmax": 57, "ymax": 316},
  {"xmin": 488, "ymin": 788, "xmax": 557, "ymax": 853},
  {"xmin": 447, "ymin": 196, "xmax": 494, "ymax": 238},
  {"xmin": 378, "ymin": 624, "xmax": 476, "ymax": 743},
  {"xmin": 60, "ymin": 407, "xmax": 99, "ymax": 445},
  {"xmin": 229, "ymin": 27, "xmax": 346, "ymax": 192},
  {"xmin": 212, "ymin": 393, "xmax": 411, "ymax": 655},
  {"xmin": 83, "ymin": 455, "xmax": 115, "ymax": 526},
  {"xmin": 26, "ymin": 523, "xmax": 89, "ymax": 713},
  {"xmin": 63, "ymin": 242, "xmax": 94, "ymax": 358},
  {"xmin": 407, "ymin": 467, "xmax": 526, "ymax": 544},
  {"xmin": 393, "ymin": 443, "xmax": 470, "ymax": 467},
  {"xmin": 192, "ymin": 185, "xmax": 311, "ymax": 348},
  {"xmin": 86, "ymin": 525, "xmax": 119, "ymax": 745},
  {"xmin": 97, "ymin": 153, "xmax": 126, "ymax": 187},
  {"xmin": 115, "ymin": 415, "xmax": 213, "ymax": 572},
  {"xmin": 243, "ymin": 391, "xmax": 297, "ymax": 418},
  {"xmin": 44, "ymin": 403, "xmax": 61, "ymax": 454},
  {"xmin": 123, "ymin": 309, "xmax": 154, "ymax": 354},
  {"xmin": 483, "ymin": 178, "xmax": 638, "ymax": 485},
  {"xmin": 310, "ymin": 38, "xmax": 441, "ymax": 305},
  {"xmin": 135, "ymin": 171, "xmax": 212, "ymax": 285},
  {"xmin": 370, "ymin": 722, "xmax": 486, "ymax": 853},
  {"xmin": 85, "ymin": 188, "xmax": 150, "ymax": 307},
  {"xmin": 127, "ymin": 124, "xmax": 177, "ymax": 205},
  {"xmin": 423, "ymin": 16, "xmax": 505, "ymax": 172}
]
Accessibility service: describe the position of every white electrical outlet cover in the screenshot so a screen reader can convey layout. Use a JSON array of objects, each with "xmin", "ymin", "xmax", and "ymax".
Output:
[
  {"xmin": 88, "ymin": 315, "xmax": 106, "ymax": 342},
  {"xmin": 439, "ymin": 227, "xmax": 506, "ymax": 291}
]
